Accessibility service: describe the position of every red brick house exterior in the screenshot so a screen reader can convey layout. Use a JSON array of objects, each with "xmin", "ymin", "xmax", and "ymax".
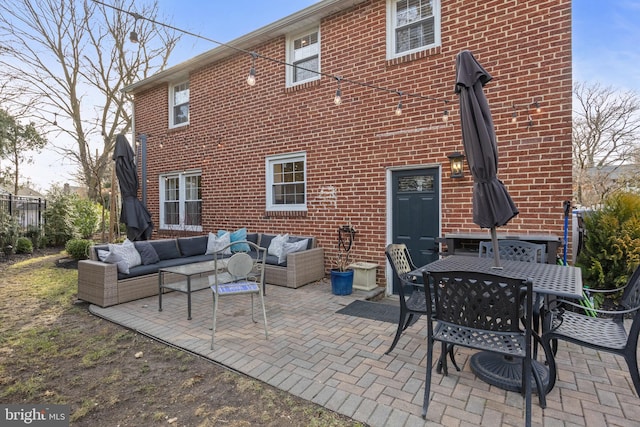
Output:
[{"xmin": 125, "ymin": 0, "xmax": 572, "ymax": 289}]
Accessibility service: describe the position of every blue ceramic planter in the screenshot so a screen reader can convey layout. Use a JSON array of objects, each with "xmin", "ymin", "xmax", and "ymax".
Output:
[{"xmin": 330, "ymin": 269, "xmax": 354, "ymax": 295}]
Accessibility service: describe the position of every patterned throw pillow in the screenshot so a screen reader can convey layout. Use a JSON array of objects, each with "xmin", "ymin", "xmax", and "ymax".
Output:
[
  {"xmin": 108, "ymin": 239, "xmax": 142, "ymax": 271},
  {"xmin": 97, "ymin": 249, "xmax": 110, "ymax": 262},
  {"xmin": 206, "ymin": 232, "xmax": 231, "ymax": 255},
  {"xmin": 104, "ymin": 251, "xmax": 130, "ymax": 274}
]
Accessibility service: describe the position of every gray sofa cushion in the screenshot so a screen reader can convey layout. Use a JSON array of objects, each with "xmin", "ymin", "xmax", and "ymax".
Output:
[
  {"xmin": 259, "ymin": 234, "xmax": 277, "ymax": 249},
  {"xmin": 265, "ymin": 254, "xmax": 281, "ymax": 266},
  {"xmin": 122, "ymin": 262, "xmax": 163, "ymax": 279},
  {"xmin": 119, "ymin": 254, "xmax": 216, "ymax": 279},
  {"xmin": 177, "ymin": 236, "xmax": 208, "ymax": 257},
  {"xmin": 151, "ymin": 240, "xmax": 181, "ymax": 260}
]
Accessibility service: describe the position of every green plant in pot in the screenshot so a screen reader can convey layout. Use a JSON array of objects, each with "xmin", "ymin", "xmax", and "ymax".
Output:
[{"xmin": 330, "ymin": 225, "xmax": 356, "ymax": 295}]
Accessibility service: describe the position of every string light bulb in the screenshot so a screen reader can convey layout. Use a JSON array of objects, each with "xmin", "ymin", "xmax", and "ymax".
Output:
[
  {"xmin": 100, "ymin": 3, "xmax": 460, "ymax": 125},
  {"xmin": 246, "ymin": 52, "xmax": 257, "ymax": 86},
  {"xmin": 334, "ymin": 77, "xmax": 342, "ymax": 105},
  {"xmin": 53, "ymin": 113, "xmax": 57, "ymax": 126},
  {"xmin": 395, "ymin": 91, "xmax": 403, "ymax": 116},
  {"xmin": 442, "ymin": 109, "xmax": 449, "ymax": 122},
  {"xmin": 129, "ymin": 14, "xmax": 140, "ymax": 43},
  {"xmin": 511, "ymin": 105, "xmax": 517, "ymax": 123},
  {"xmin": 533, "ymin": 100, "xmax": 541, "ymax": 113}
]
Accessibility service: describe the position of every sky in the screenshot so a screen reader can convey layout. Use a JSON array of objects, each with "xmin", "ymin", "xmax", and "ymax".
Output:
[{"xmin": 19, "ymin": 0, "xmax": 640, "ymax": 193}]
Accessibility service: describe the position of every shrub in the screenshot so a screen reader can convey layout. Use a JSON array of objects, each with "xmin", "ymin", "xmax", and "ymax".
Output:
[
  {"xmin": 576, "ymin": 192, "xmax": 640, "ymax": 301},
  {"xmin": 42, "ymin": 187, "xmax": 74, "ymax": 247},
  {"xmin": 0, "ymin": 210, "xmax": 20, "ymax": 254},
  {"xmin": 72, "ymin": 197, "xmax": 101, "ymax": 239},
  {"xmin": 15, "ymin": 237, "xmax": 33, "ymax": 254},
  {"xmin": 65, "ymin": 239, "xmax": 93, "ymax": 260},
  {"xmin": 24, "ymin": 225, "xmax": 43, "ymax": 250}
]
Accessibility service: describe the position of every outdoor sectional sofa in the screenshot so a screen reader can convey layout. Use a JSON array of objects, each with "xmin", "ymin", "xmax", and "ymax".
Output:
[{"xmin": 77, "ymin": 232, "xmax": 325, "ymax": 307}]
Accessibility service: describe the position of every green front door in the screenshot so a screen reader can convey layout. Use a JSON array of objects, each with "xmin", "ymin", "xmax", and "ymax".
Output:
[{"xmin": 391, "ymin": 168, "xmax": 440, "ymax": 294}]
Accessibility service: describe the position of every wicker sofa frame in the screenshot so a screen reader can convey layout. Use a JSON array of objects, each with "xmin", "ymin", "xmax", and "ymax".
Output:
[{"xmin": 77, "ymin": 234, "xmax": 325, "ymax": 307}]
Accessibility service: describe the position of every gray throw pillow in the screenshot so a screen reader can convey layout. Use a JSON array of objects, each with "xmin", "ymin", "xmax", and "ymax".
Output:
[
  {"xmin": 278, "ymin": 239, "xmax": 309, "ymax": 264},
  {"xmin": 135, "ymin": 241, "xmax": 160, "ymax": 265},
  {"xmin": 104, "ymin": 251, "xmax": 129, "ymax": 274}
]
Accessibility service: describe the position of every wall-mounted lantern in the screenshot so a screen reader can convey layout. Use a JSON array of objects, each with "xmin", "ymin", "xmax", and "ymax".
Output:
[{"xmin": 447, "ymin": 152, "xmax": 465, "ymax": 179}]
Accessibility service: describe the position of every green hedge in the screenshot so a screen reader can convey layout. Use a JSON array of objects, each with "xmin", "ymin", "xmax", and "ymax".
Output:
[
  {"xmin": 15, "ymin": 237, "xmax": 33, "ymax": 254},
  {"xmin": 576, "ymin": 192, "xmax": 640, "ymax": 299},
  {"xmin": 65, "ymin": 239, "xmax": 93, "ymax": 260}
]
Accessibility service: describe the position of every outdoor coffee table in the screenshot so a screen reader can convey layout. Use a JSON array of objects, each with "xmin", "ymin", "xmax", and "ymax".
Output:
[{"xmin": 158, "ymin": 259, "xmax": 228, "ymax": 320}]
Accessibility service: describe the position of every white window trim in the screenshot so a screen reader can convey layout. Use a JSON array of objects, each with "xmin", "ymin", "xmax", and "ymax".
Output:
[
  {"xmin": 285, "ymin": 27, "xmax": 321, "ymax": 87},
  {"xmin": 159, "ymin": 170, "xmax": 202, "ymax": 232},
  {"xmin": 386, "ymin": 0, "xmax": 441, "ymax": 60},
  {"xmin": 265, "ymin": 152, "xmax": 307, "ymax": 212},
  {"xmin": 168, "ymin": 80, "xmax": 189, "ymax": 129}
]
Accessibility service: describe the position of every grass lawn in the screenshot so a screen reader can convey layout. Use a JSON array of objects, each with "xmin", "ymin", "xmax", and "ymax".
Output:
[{"xmin": 0, "ymin": 250, "xmax": 364, "ymax": 426}]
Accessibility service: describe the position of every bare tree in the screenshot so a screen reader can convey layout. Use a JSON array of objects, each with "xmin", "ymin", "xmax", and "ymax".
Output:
[
  {"xmin": 573, "ymin": 81, "xmax": 640, "ymax": 207},
  {"xmin": 0, "ymin": 0, "xmax": 180, "ymax": 199}
]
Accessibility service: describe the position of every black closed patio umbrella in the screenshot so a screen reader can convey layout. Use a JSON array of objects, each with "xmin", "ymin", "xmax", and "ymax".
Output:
[
  {"xmin": 455, "ymin": 50, "xmax": 518, "ymax": 267},
  {"xmin": 113, "ymin": 134, "xmax": 153, "ymax": 241}
]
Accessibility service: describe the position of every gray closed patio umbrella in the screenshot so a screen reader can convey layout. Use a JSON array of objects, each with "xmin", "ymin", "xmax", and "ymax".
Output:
[
  {"xmin": 113, "ymin": 134, "xmax": 153, "ymax": 241},
  {"xmin": 455, "ymin": 50, "xmax": 518, "ymax": 267}
]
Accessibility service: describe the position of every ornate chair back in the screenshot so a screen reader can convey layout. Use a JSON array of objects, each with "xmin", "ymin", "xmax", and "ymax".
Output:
[
  {"xmin": 479, "ymin": 239, "xmax": 546, "ymax": 264},
  {"xmin": 384, "ymin": 243, "xmax": 428, "ymax": 354}
]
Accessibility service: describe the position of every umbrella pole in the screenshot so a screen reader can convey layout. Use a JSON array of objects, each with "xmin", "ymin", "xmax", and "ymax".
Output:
[{"xmin": 490, "ymin": 227, "xmax": 502, "ymax": 269}]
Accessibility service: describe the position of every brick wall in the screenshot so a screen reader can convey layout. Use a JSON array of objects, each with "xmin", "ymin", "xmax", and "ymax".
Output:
[{"xmin": 132, "ymin": 0, "xmax": 572, "ymax": 280}]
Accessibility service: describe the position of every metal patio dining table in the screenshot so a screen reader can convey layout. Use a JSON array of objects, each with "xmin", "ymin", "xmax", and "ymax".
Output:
[
  {"xmin": 411, "ymin": 255, "xmax": 582, "ymax": 299},
  {"xmin": 410, "ymin": 255, "xmax": 583, "ymax": 392}
]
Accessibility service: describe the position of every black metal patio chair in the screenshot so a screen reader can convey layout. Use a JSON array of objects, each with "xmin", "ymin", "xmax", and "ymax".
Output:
[
  {"xmin": 480, "ymin": 239, "xmax": 548, "ymax": 351},
  {"xmin": 422, "ymin": 270, "xmax": 545, "ymax": 427},
  {"xmin": 541, "ymin": 265, "xmax": 640, "ymax": 396},
  {"xmin": 384, "ymin": 244, "xmax": 428, "ymax": 355},
  {"xmin": 385, "ymin": 244, "xmax": 458, "ymax": 372}
]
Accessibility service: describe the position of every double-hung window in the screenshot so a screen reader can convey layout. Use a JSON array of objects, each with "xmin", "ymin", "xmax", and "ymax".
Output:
[
  {"xmin": 266, "ymin": 153, "xmax": 306, "ymax": 212},
  {"xmin": 169, "ymin": 81, "xmax": 189, "ymax": 128},
  {"xmin": 387, "ymin": 0, "xmax": 441, "ymax": 59},
  {"xmin": 159, "ymin": 171, "xmax": 202, "ymax": 231},
  {"xmin": 286, "ymin": 28, "xmax": 320, "ymax": 86}
]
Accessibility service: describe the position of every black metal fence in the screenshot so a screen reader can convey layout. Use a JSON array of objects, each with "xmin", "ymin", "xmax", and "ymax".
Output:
[{"xmin": 0, "ymin": 193, "xmax": 46, "ymax": 229}]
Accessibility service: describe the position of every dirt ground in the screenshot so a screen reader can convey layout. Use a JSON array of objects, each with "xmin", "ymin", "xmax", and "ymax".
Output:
[{"xmin": 0, "ymin": 249, "xmax": 364, "ymax": 427}]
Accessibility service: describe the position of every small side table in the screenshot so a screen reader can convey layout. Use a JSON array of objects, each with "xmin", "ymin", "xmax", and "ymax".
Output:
[{"xmin": 348, "ymin": 262, "xmax": 378, "ymax": 291}]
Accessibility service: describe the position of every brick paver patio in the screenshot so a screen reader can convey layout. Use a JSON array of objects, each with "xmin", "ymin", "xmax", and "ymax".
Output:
[{"xmin": 90, "ymin": 279, "xmax": 640, "ymax": 427}]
